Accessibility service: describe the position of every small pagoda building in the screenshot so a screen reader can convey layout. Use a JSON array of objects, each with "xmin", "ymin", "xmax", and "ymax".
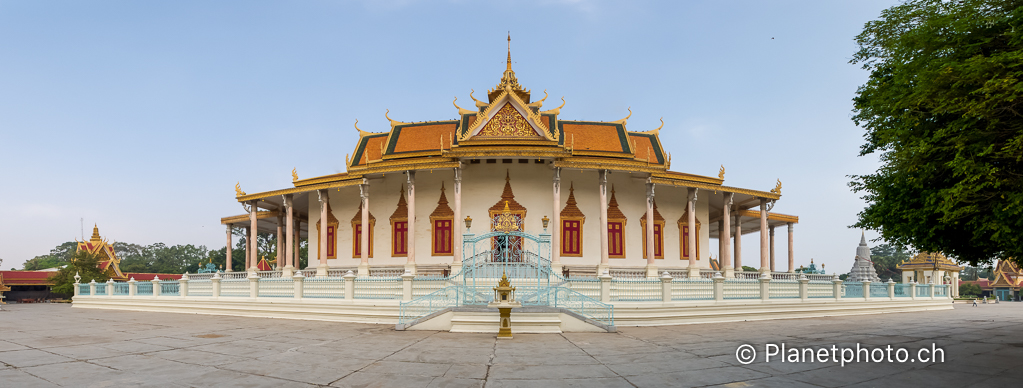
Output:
[{"xmin": 898, "ymin": 251, "xmax": 962, "ymax": 297}]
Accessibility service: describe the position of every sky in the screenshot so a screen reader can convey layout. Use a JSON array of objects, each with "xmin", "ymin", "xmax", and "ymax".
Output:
[{"xmin": 0, "ymin": 0, "xmax": 901, "ymax": 272}]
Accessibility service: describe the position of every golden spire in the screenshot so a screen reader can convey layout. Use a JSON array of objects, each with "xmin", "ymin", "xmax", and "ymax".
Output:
[
  {"xmin": 507, "ymin": 33, "xmax": 512, "ymax": 71},
  {"xmin": 90, "ymin": 224, "xmax": 101, "ymax": 242}
]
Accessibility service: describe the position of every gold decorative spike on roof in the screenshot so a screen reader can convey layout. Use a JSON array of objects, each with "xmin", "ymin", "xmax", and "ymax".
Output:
[
  {"xmin": 235, "ymin": 182, "xmax": 246, "ymax": 197},
  {"xmin": 488, "ymin": 34, "xmax": 530, "ymax": 103},
  {"xmin": 771, "ymin": 179, "xmax": 782, "ymax": 195},
  {"xmin": 292, "ymin": 168, "xmax": 299, "ymax": 182},
  {"xmin": 390, "ymin": 187, "xmax": 408, "ymax": 221},
  {"xmin": 453, "ymin": 97, "xmax": 475, "ymax": 115},
  {"xmin": 430, "ymin": 183, "xmax": 454, "ymax": 218},
  {"xmin": 718, "ymin": 165, "xmax": 725, "ymax": 180},
  {"xmin": 90, "ymin": 224, "xmax": 102, "ymax": 242},
  {"xmin": 560, "ymin": 183, "xmax": 585, "ymax": 219}
]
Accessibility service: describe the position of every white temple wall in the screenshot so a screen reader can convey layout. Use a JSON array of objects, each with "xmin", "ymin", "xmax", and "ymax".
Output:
[{"xmin": 307, "ymin": 163, "xmax": 710, "ymax": 269}]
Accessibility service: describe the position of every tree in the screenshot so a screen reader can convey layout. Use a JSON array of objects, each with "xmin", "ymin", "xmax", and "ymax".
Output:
[
  {"xmin": 870, "ymin": 244, "xmax": 913, "ymax": 281},
  {"xmin": 741, "ymin": 266, "xmax": 757, "ymax": 272},
  {"xmin": 850, "ymin": 0, "xmax": 1023, "ymax": 267},
  {"xmin": 960, "ymin": 283, "xmax": 983, "ymax": 297},
  {"xmin": 22, "ymin": 241, "xmax": 77, "ymax": 270},
  {"xmin": 50, "ymin": 250, "xmax": 111, "ymax": 294}
]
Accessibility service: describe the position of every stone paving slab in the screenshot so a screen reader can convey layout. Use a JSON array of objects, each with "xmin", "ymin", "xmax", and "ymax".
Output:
[{"xmin": 2, "ymin": 303, "xmax": 1022, "ymax": 387}]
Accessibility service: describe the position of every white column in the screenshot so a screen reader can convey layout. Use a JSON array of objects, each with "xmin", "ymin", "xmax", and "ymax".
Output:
[
  {"xmin": 276, "ymin": 213, "xmax": 284, "ymax": 270},
  {"xmin": 552, "ymin": 168, "xmax": 561, "ymax": 269},
  {"xmin": 317, "ymin": 190, "xmax": 329, "ymax": 276},
  {"xmin": 243, "ymin": 226, "xmax": 250, "ymax": 270},
  {"xmin": 406, "ymin": 171, "xmax": 417, "ymax": 274},
  {"xmin": 452, "ymin": 167, "xmax": 463, "ymax": 269},
  {"xmin": 769, "ymin": 226, "xmax": 775, "ymax": 273},
  {"xmin": 225, "ymin": 225, "xmax": 233, "ymax": 272},
  {"xmin": 249, "ymin": 202, "xmax": 258, "ymax": 271},
  {"xmin": 734, "ymin": 214, "xmax": 742, "ymax": 271},
  {"xmin": 360, "ymin": 183, "xmax": 370, "ymax": 268},
  {"xmin": 787, "ymin": 222, "xmax": 794, "ymax": 273},
  {"xmin": 645, "ymin": 180, "xmax": 656, "ymax": 277},
  {"xmin": 687, "ymin": 188, "xmax": 698, "ymax": 277},
  {"xmin": 284, "ymin": 194, "xmax": 295, "ymax": 276},
  {"xmin": 759, "ymin": 199, "xmax": 769, "ymax": 273},
  {"xmin": 598, "ymin": 169, "xmax": 609, "ymax": 274},
  {"xmin": 294, "ymin": 220, "xmax": 301, "ymax": 270},
  {"xmin": 722, "ymin": 193, "xmax": 733, "ymax": 278}
]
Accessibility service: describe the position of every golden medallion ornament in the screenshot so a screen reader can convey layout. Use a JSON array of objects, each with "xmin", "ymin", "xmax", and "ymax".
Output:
[{"xmin": 493, "ymin": 201, "xmax": 519, "ymax": 233}]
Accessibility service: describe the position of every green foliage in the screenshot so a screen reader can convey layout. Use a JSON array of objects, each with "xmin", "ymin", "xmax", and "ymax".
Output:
[
  {"xmin": 741, "ymin": 266, "xmax": 758, "ymax": 272},
  {"xmin": 22, "ymin": 241, "xmax": 77, "ymax": 270},
  {"xmin": 960, "ymin": 282, "xmax": 983, "ymax": 297},
  {"xmin": 50, "ymin": 250, "xmax": 111, "ymax": 294},
  {"xmin": 839, "ymin": 273, "xmax": 850, "ymax": 281},
  {"xmin": 870, "ymin": 244, "xmax": 913, "ymax": 281},
  {"xmin": 850, "ymin": 0, "xmax": 1023, "ymax": 266}
]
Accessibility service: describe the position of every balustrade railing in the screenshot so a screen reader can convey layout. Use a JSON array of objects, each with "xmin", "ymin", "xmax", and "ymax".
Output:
[
  {"xmin": 258, "ymin": 277, "xmax": 293, "ymax": 297},
  {"xmin": 842, "ymin": 283, "xmax": 863, "ymax": 298},
  {"xmin": 354, "ymin": 277, "xmax": 401, "ymax": 299},
  {"xmin": 79, "ymin": 283, "xmax": 91, "ymax": 295},
  {"xmin": 734, "ymin": 271, "xmax": 761, "ymax": 280},
  {"xmin": 869, "ymin": 283, "xmax": 889, "ymax": 298},
  {"xmin": 894, "ymin": 283, "xmax": 912, "ymax": 297},
  {"xmin": 113, "ymin": 282, "xmax": 129, "ymax": 295},
  {"xmin": 137, "ymin": 282, "xmax": 153, "ymax": 295},
  {"xmin": 369, "ymin": 268, "xmax": 404, "ymax": 278},
  {"xmin": 723, "ymin": 279, "xmax": 760, "ymax": 299},
  {"xmin": 189, "ymin": 280, "xmax": 212, "ymax": 296},
  {"xmin": 934, "ymin": 285, "xmax": 948, "ymax": 297},
  {"xmin": 916, "ymin": 284, "xmax": 931, "ymax": 297},
  {"xmin": 770, "ymin": 280, "xmax": 800, "ymax": 299},
  {"xmin": 95, "ymin": 283, "xmax": 107, "ymax": 295},
  {"xmin": 609, "ymin": 269, "xmax": 647, "ymax": 279},
  {"xmin": 304, "ymin": 276, "xmax": 344, "ymax": 298},
  {"xmin": 220, "ymin": 279, "xmax": 249, "ymax": 297},
  {"xmin": 609, "ymin": 278, "xmax": 661, "ymax": 302},
  {"xmin": 672, "ymin": 278, "xmax": 714, "ymax": 300},
  {"xmin": 807, "ymin": 281, "xmax": 834, "ymax": 298},
  {"xmin": 160, "ymin": 281, "xmax": 179, "ymax": 296}
]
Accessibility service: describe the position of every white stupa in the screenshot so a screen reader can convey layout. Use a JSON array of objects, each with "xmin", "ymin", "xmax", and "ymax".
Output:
[{"xmin": 847, "ymin": 233, "xmax": 881, "ymax": 282}]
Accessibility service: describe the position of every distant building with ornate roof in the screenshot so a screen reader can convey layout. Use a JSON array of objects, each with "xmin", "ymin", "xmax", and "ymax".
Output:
[
  {"xmin": 898, "ymin": 251, "xmax": 962, "ymax": 297},
  {"xmin": 989, "ymin": 260, "xmax": 1021, "ymax": 301},
  {"xmin": 76, "ymin": 224, "xmax": 125, "ymax": 280}
]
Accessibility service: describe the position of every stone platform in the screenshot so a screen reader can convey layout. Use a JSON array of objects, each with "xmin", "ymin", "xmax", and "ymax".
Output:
[{"xmin": 1, "ymin": 303, "xmax": 1020, "ymax": 387}]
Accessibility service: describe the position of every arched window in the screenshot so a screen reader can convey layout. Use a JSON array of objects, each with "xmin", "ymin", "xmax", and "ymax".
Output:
[
  {"xmin": 560, "ymin": 183, "xmax": 585, "ymax": 257},
  {"xmin": 431, "ymin": 183, "xmax": 454, "ymax": 256},
  {"xmin": 678, "ymin": 209, "xmax": 701, "ymax": 260},
  {"xmin": 389, "ymin": 188, "xmax": 408, "ymax": 257},
  {"xmin": 351, "ymin": 207, "xmax": 375, "ymax": 258},
  {"xmin": 607, "ymin": 186, "xmax": 627, "ymax": 259}
]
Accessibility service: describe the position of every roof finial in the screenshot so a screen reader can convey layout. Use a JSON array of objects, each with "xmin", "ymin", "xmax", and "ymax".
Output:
[{"xmin": 507, "ymin": 32, "xmax": 512, "ymax": 71}]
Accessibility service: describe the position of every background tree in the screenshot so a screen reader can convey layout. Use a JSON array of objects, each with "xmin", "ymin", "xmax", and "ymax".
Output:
[
  {"xmin": 870, "ymin": 244, "xmax": 913, "ymax": 281},
  {"xmin": 959, "ymin": 282, "xmax": 983, "ymax": 297},
  {"xmin": 50, "ymin": 250, "xmax": 111, "ymax": 294},
  {"xmin": 22, "ymin": 241, "xmax": 77, "ymax": 270},
  {"xmin": 850, "ymin": 0, "xmax": 1023, "ymax": 266}
]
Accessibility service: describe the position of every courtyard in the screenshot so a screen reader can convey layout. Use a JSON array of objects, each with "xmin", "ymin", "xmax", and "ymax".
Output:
[{"xmin": 0, "ymin": 303, "xmax": 1020, "ymax": 387}]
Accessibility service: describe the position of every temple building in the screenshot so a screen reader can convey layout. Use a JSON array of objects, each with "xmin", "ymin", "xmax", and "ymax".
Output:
[
  {"xmin": 988, "ymin": 260, "xmax": 1021, "ymax": 301},
  {"xmin": 76, "ymin": 224, "xmax": 126, "ymax": 280},
  {"xmin": 898, "ymin": 251, "xmax": 962, "ymax": 297},
  {"xmin": 224, "ymin": 38, "xmax": 801, "ymax": 279}
]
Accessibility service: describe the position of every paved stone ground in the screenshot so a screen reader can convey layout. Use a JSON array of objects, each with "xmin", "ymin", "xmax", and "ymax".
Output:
[{"xmin": 0, "ymin": 303, "xmax": 1020, "ymax": 387}]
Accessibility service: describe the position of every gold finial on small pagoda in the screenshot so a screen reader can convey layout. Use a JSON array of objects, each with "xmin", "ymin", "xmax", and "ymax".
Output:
[
  {"xmin": 718, "ymin": 165, "xmax": 725, "ymax": 180},
  {"xmin": 498, "ymin": 271, "xmax": 511, "ymax": 288},
  {"xmin": 506, "ymin": 32, "xmax": 512, "ymax": 71},
  {"xmin": 90, "ymin": 224, "xmax": 101, "ymax": 242},
  {"xmin": 503, "ymin": 200, "xmax": 511, "ymax": 213},
  {"xmin": 771, "ymin": 179, "xmax": 782, "ymax": 195},
  {"xmin": 235, "ymin": 182, "xmax": 246, "ymax": 197},
  {"xmin": 292, "ymin": 168, "xmax": 298, "ymax": 182}
]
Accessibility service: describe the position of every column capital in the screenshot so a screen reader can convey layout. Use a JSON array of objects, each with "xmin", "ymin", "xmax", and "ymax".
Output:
[{"xmin": 688, "ymin": 187, "xmax": 699, "ymax": 203}]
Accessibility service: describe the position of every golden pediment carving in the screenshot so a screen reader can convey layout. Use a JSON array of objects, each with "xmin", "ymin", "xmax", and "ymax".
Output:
[{"xmin": 477, "ymin": 103, "xmax": 539, "ymax": 138}]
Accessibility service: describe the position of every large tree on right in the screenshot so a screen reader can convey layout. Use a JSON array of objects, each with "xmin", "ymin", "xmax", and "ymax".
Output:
[{"xmin": 851, "ymin": 0, "xmax": 1023, "ymax": 266}]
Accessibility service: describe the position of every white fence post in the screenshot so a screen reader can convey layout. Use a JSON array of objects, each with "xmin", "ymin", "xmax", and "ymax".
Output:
[
  {"xmin": 211, "ymin": 272, "xmax": 222, "ymax": 298},
  {"xmin": 89, "ymin": 280, "xmax": 96, "ymax": 296},
  {"xmin": 248, "ymin": 272, "xmax": 260, "ymax": 298},
  {"xmin": 759, "ymin": 273, "xmax": 771, "ymax": 301},
  {"xmin": 128, "ymin": 278, "xmax": 136, "ymax": 297},
  {"xmin": 179, "ymin": 273, "xmax": 189, "ymax": 297},
  {"xmin": 151, "ymin": 276, "xmax": 161, "ymax": 297},
  {"xmin": 832, "ymin": 274, "xmax": 842, "ymax": 301},
  {"xmin": 862, "ymin": 281, "xmax": 871, "ymax": 300},
  {"xmin": 910, "ymin": 281, "xmax": 917, "ymax": 300},
  {"xmin": 798, "ymin": 274, "xmax": 809, "ymax": 300},
  {"xmin": 713, "ymin": 272, "xmax": 725, "ymax": 301},
  {"xmin": 660, "ymin": 271, "xmax": 672, "ymax": 303},
  {"xmin": 293, "ymin": 271, "xmax": 305, "ymax": 299},
  {"xmin": 599, "ymin": 271, "xmax": 612, "ymax": 303},
  {"xmin": 344, "ymin": 271, "xmax": 356, "ymax": 300},
  {"xmin": 929, "ymin": 281, "xmax": 936, "ymax": 299},
  {"xmin": 401, "ymin": 270, "xmax": 415, "ymax": 302},
  {"xmin": 73, "ymin": 273, "xmax": 81, "ymax": 297},
  {"xmin": 887, "ymin": 279, "xmax": 895, "ymax": 301},
  {"xmin": 106, "ymin": 279, "xmax": 115, "ymax": 298}
]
